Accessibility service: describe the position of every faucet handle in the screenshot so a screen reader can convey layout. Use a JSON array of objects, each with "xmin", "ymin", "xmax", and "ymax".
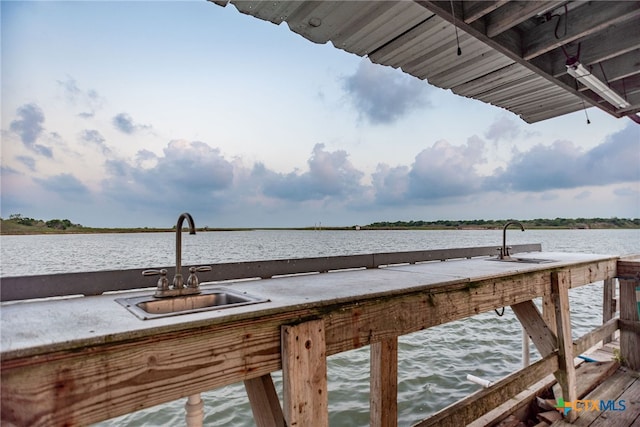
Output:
[
  {"xmin": 142, "ymin": 269, "xmax": 170, "ymax": 293},
  {"xmin": 186, "ymin": 266, "xmax": 212, "ymax": 289}
]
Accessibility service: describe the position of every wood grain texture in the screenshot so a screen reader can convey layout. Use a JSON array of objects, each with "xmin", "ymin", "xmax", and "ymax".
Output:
[
  {"xmin": 370, "ymin": 337, "xmax": 398, "ymax": 427},
  {"xmin": 552, "ymin": 271, "xmax": 577, "ymax": 422},
  {"xmin": 619, "ymin": 275, "xmax": 640, "ymax": 370},
  {"xmin": 244, "ymin": 374, "xmax": 285, "ymax": 427},
  {"xmin": 511, "ymin": 300, "xmax": 557, "ymax": 357},
  {"xmin": 282, "ymin": 319, "xmax": 328, "ymax": 427}
]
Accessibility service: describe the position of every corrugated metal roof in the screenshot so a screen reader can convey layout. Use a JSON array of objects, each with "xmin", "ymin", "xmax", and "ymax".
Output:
[{"xmin": 210, "ymin": 0, "xmax": 640, "ymax": 124}]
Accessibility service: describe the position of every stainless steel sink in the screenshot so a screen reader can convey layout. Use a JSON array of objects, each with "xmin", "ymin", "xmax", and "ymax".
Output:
[
  {"xmin": 487, "ymin": 257, "xmax": 556, "ymax": 264},
  {"xmin": 116, "ymin": 288, "xmax": 269, "ymax": 320}
]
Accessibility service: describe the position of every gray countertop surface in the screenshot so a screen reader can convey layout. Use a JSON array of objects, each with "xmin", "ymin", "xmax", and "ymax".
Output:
[{"xmin": 0, "ymin": 252, "xmax": 616, "ymax": 360}]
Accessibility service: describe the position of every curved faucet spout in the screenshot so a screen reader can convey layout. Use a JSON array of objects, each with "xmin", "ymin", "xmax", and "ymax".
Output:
[
  {"xmin": 502, "ymin": 221, "xmax": 525, "ymax": 259},
  {"xmin": 175, "ymin": 212, "xmax": 196, "ymax": 288}
]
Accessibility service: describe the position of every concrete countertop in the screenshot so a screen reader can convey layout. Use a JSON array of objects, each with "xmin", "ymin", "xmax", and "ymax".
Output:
[{"xmin": 0, "ymin": 252, "xmax": 617, "ymax": 360}]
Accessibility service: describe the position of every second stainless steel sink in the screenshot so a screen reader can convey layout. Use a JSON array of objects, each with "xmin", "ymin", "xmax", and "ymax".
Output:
[
  {"xmin": 116, "ymin": 288, "xmax": 269, "ymax": 320},
  {"xmin": 487, "ymin": 257, "xmax": 556, "ymax": 264}
]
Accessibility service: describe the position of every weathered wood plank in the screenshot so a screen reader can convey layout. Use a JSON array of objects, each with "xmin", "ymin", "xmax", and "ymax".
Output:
[
  {"xmin": 370, "ymin": 337, "xmax": 398, "ymax": 427},
  {"xmin": 542, "ymin": 291, "xmax": 558, "ymax": 336},
  {"xmin": 620, "ymin": 319, "xmax": 640, "ymax": 334},
  {"xmin": 567, "ymin": 259, "xmax": 618, "ymax": 289},
  {"xmin": 467, "ymin": 369, "xmax": 558, "ymax": 427},
  {"xmin": 282, "ymin": 319, "xmax": 328, "ymax": 427},
  {"xmin": 552, "ymin": 271, "xmax": 578, "ymax": 422},
  {"xmin": 522, "ymin": 1, "xmax": 640, "ymax": 60},
  {"xmin": 576, "ymin": 361, "xmax": 620, "ymax": 400},
  {"xmin": 617, "ymin": 255, "xmax": 640, "ymax": 278},
  {"xmin": 618, "ymin": 257, "xmax": 640, "ymax": 371},
  {"xmin": 573, "ymin": 318, "xmax": 619, "ymax": 356},
  {"xmin": 564, "ymin": 369, "xmax": 637, "ymax": 426},
  {"xmin": 413, "ymin": 352, "xmax": 559, "ymax": 427},
  {"xmin": 486, "ymin": 1, "xmax": 564, "ymax": 38},
  {"xmin": 462, "ymin": 0, "xmax": 508, "ymax": 24},
  {"xmin": 603, "ymin": 278, "xmax": 616, "ymax": 344},
  {"xmin": 552, "ymin": 361, "xmax": 620, "ymax": 405},
  {"xmin": 619, "ymin": 274, "xmax": 640, "ymax": 370},
  {"xmin": 512, "ymin": 300, "xmax": 557, "ymax": 357},
  {"xmin": 589, "ymin": 372, "xmax": 640, "ymax": 427},
  {"xmin": 325, "ymin": 263, "xmax": 615, "ymax": 355},
  {"xmin": 1, "ymin": 315, "xmax": 287, "ymax": 426},
  {"xmin": 244, "ymin": 374, "xmax": 285, "ymax": 427}
]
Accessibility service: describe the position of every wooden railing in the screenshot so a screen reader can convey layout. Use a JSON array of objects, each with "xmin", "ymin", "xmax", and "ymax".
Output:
[
  {"xmin": 1, "ymin": 250, "xmax": 639, "ymax": 427},
  {"xmin": 416, "ymin": 255, "xmax": 640, "ymax": 426}
]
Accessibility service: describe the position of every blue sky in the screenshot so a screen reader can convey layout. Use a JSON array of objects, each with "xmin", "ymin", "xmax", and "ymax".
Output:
[{"xmin": 2, "ymin": 1, "xmax": 639, "ymax": 228}]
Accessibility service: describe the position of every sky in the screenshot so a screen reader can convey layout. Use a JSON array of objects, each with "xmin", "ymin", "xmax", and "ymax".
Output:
[{"xmin": 1, "ymin": 1, "xmax": 639, "ymax": 228}]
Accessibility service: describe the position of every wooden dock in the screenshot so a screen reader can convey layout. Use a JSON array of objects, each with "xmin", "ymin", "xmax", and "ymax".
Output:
[
  {"xmin": 550, "ymin": 365, "xmax": 640, "ymax": 427},
  {"xmin": 1, "ymin": 248, "xmax": 639, "ymax": 426}
]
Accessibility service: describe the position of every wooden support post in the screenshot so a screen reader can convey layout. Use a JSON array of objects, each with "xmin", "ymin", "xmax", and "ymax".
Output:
[
  {"xmin": 542, "ymin": 292, "xmax": 557, "ymax": 336},
  {"xmin": 603, "ymin": 278, "xmax": 616, "ymax": 344},
  {"xmin": 551, "ymin": 271, "xmax": 577, "ymax": 422},
  {"xmin": 618, "ymin": 258, "xmax": 640, "ymax": 370},
  {"xmin": 511, "ymin": 300, "xmax": 557, "ymax": 358},
  {"xmin": 185, "ymin": 394, "xmax": 204, "ymax": 427},
  {"xmin": 244, "ymin": 374, "xmax": 285, "ymax": 427},
  {"xmin": 282, "ymin": 319, "xmax": 328, "ymax": 427},
  {"xmin": 370, "ymin": 337, "xmax": 398, "ymax": 427}
]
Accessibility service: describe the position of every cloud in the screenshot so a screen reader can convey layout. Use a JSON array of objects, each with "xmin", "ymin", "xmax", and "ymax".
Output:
[
  {"xmin": 80, "ymin": 129, "xmax": 110, "ymax": 154},
  {"xmin": 484, "ymin": 116, "xmax": 521, "ymax": 143},
  {"xmin": 489, "ymin": 123, "xmax": 640, "ymax": 192},
  {"xmin": 489, "ymin": 140, "xmax": 582, "ymax": 191},
  {"xmin": 9, "ymin": 103, "xmax": 53, "ymax": 157},
  {"xmin": 342, "ymin": 59, "xmax": 430, "ymax": 124},
  {"xmin": 408, "ymin": 137, "xmax": 487, "ymax": 199},
  {"xmin": 582, "ymin": 123, "xmax": 640, "ymax": 184},
  {"xmin": 34, "ymin": 173, "xmax": 90, "ymax": 200},
  {"xmin": 371, "ymin": 137, "xmax": 488, "ymax": 205},
  {"xmin": 57, "ymin": 77, "xmax": 104, "ymax": 118},
  {"xmin": 613, "ymin": 186, "xmax": 639, "ymax": 197},
  {"xmin": 258, "ymin": 143, "xmax": 364, "ymax": 201},
  {"xmin": 16, "ymin": 156, "xmax": 36, "ymax": 172},
  {"xmin": 371, "ymin": 164, "xmax": 410, "ymax": 205},
  {"xmin": 112, "ymin": 113, "xmax": 151, "ymax": 134},
  {"xmin": 103, "ymin": 140, "xmax": 234, "ymax": 211},
  {"xmin": 575, "ymin": 190, "xmax": 591, "ymax": 200},
  {"xmin": 1, "ymin": 165, "xmax": 21, "ymax": 175},
  {"xmin": 57, "ymin": 77, "xmax": 82, "ymax": 102}
]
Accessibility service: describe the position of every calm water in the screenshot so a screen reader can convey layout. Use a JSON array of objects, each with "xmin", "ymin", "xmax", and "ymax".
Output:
[{"xmin": 1, "ymin": 229, "xmax": 638, "ymax": 426}]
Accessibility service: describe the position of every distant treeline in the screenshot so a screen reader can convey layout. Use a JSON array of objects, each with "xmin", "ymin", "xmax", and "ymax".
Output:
[
  {"xmin": 364, "ymin": 218, "xmax": 640, "ymax": 229},
  {"xmin": 5, "ymin": 214, "xmax": 82, "ymax": 230},
  {"xmin": 2, "ymin": 214, "xmax": 639, "ymax": 235}
]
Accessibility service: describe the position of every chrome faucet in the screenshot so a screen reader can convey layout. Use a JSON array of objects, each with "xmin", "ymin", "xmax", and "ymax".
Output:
[
  {"xmin": 174, "ymin": 212, "xmax": 196, "ymax": 290},
  {"xmin": 499, "ymin": 221, "xmax": 525, "ymax": 260},
  {"xmin": 143, "ymin": 213, "xmax": 211, "ymax": 298}
]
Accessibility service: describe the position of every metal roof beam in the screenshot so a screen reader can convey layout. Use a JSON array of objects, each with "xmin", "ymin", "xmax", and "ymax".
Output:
[
  {"xmin": 533, "ymin": 18, "xmax": 640, "ymax": 78},
  {"xmin": 462, "ymin": 0, "xmax": 509, "ymax": 24},
  {"xmin": 597, "ymin": 50, "xmax": 640, "ymax": 83},
  {"xmin": 522, "ymin": 1, "xmax": 640, "ymax": 60},
  {"xmin": 414, "ymin": 0, "xmax": 620, "ymax": 118},
  {"xmin": 485, "ymin": 1, "xmax": 565, "ymax": 38},
  {"xmin": 415, "ymin": 0, "xmax": 639, "ymax": 120}
]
